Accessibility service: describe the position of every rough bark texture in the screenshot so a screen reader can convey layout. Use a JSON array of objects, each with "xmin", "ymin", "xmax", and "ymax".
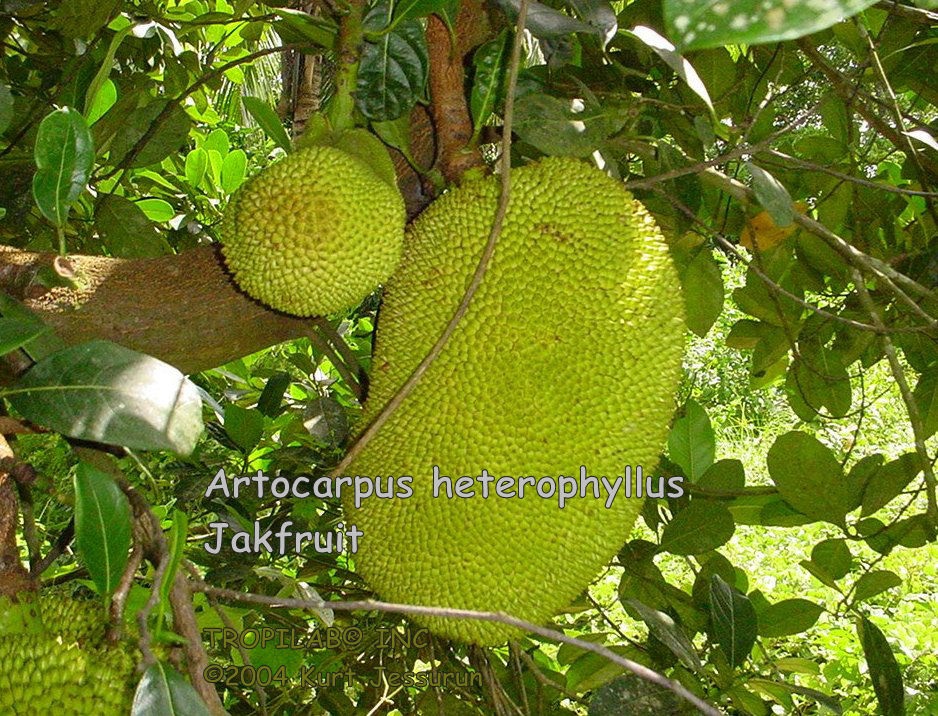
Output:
[
  {"xmin": 0, "ymin": 245, "xmax": 314, "ymax": 375},
  {"xmin": 0, "ymin": 435, "xmax": 33, "ymax": 598}
]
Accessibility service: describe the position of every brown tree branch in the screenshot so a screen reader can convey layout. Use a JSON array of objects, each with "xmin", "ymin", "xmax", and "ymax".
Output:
[
  {"xmin": 0, "ymin": 245, "xmax": 313, "ymax": 375},
  {"xmin": 426, "ymin": 1, "xmax": 490, "ymax": 183}
]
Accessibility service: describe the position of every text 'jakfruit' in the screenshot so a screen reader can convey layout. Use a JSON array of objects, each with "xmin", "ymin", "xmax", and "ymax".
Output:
[
  {"xmin": 344, "ymin": 157, "xmax": 685, "ymax": 645},
  {"xmin": 221, "ymin": 141, "xmax": 405, "ymax": 316}
]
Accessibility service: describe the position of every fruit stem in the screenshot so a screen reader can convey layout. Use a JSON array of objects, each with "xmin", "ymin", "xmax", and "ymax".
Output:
[{"xmin": 327, "ymin": 0, "xmax": 365, "ymax": 133}]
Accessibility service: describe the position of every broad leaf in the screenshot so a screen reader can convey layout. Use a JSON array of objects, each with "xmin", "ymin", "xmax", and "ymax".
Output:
[
  {"xmin": 664, "ymin": 0, "xmax": 880, "ymax": 51},
  {"xmin": 491, "ymin": 0, "xmax": 596, "ymax": 38},
  {"xmin": 623, "ymin": 599, "xmax": 702, "ymax": 671},
  {"xmin": 667, "ymin": 399, "xmax": 715, "ymax": 482},
  {"xmin": 857, "ymin": 618, "xmax": 905, "ymax": 716},
  {"xmin": 32, "ymin": 107, "xmax": 94, "ymax": 227},
  {"xmin": 242, "ymin": 97, "xmax": 292, "ymax": 154},
  {"xmin": 660, "ymin": 501, "xmax": 735, "ymax": 555},
  {"xmin": 8, "ymin": 340, "xmax": 203, "ymax": 455},
  {"xmin": 758, "ymin": 598, "xmax": 824, "ymax": 638},
  {"xmin": 811, "ymin": 539, "xmax": 852, "ymax": 580},
  {"xmin": 74, "ymin": 462, "xmax": 132, "ymax": 597},
  {"xmin": 470, "ymin": 31, "xmax": 510, "ymax": 141},
  {"xmin": 853, "ymin": 570, "xmax": 902, "ymax": 603},
  {"xmin": 709, "ymin": 574, "xmax": 757, "ymax": 668},
  {"xmin": 767, "ymin": 431, "xmax": 847, "ymax": 525},
  {"xmin": 109, "ymin": 100, "xmax": 191, "ymax": 168},
  {"xmin": 132, "ymin": 662, "xmax": 211, "ymax": 716},
  {"xmin": 682, "ymin": 249, "xmax": 724, "ymax": 337}
]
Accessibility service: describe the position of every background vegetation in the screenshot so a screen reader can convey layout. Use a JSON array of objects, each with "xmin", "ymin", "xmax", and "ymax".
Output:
[{"xmin": 0, "ymin": 0, "xmax": 936, "ymax": 714}]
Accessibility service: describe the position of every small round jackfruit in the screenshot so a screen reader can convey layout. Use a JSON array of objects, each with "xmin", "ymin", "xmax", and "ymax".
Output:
[
  {"xmin": 344, "ymin": 157, "xmax": 685, "ymax": 645},
  {"xmin": 220, "ymin": 144, "xmax": 406, "ymax": 316}
]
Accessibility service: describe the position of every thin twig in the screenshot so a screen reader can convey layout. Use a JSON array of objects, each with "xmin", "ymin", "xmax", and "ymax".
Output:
[
  {"xmin": 308, "ymin": 327, "xmax": 363, "ymax": 399},
  {"xmin": 329, "ymin": 0, "xmax": 533, "ymax": 478},
  {"xmin": 188, "ymin": 580, "xmax": 724, "ymax": 716},
  {"xmin": 108, "ymin": 537, "xmax": 144, "ymax": 644},
  {"xmin": 32, "ymin": 518, "xmax": 74, "ymax": 576}
]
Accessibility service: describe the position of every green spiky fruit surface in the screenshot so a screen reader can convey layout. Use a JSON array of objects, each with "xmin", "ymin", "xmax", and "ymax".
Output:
[
  {"xmin": 344, "ymin": 157, "xmax": 684, "ymax": 645},
  {"xmin": 39, "ymin": 592, "xmax": 107, "ymax": 648},
  {"xmin": 221, "ymin": 144, "xmax": 405, "ymax": 316},
  {"xmin": 0, "ymin": 634, "xmax": 135, "ymax": 715}
]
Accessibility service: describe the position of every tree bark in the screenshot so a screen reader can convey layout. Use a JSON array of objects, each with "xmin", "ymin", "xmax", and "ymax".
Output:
[{"xmin": 0, "ymin": 245, "xmax": 313, "ymax": 375}]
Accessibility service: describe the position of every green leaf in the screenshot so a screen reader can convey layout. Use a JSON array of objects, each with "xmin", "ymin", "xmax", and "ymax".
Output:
[
  {"xmin": 492, "ymin": 0, "xmax": 596, "ymax": 38},
  {"xmin": 682, "ymin": 249, "xmax": 724, "ymax": 337},
  {"xmin": 860, "ymin": 453, "xmax": 923, "ymax": 517},
  {"xmin": 32, "ymin": 107, "xmax": 95, "ymax": 227},
  {"xmin": 667, "ymin": 399, "xmax": 714, "ymax": 482},
  {"xmin": 224, "ymin": 404, "xmax": 264, "ymax": 452},
  {"xmin": 203, "ymin": 128, "xmax": 229, "ymax": 157},
  {"xmin": 86, "ymin": 78, "xmax": 117, "ymax": 125},
  {"xmin": 512, "ymin": 93, "xmax": 629, "ymax": 158},
  {"xmin": 660, "ymin": 501, "xmax": 735, "ymax": 555},
  {"xmin": 589, "ymin": 673, "xmax": 685, "ymax": 715},
  {"xmin": 0, "ymin": 318, "xmax": 51, "ymax": 356},
  {"xmin": 912, "ymin": 369, "xmax": 938, "ymax": 439},
  {"xmin": 155, "ymin": 510, "xmax": 188, "ymax": 637},
  {"xmin": 857, "ymin": 618, "xmax": 905, "ymax": 716},
  {"xmin": 470, "ymin": 31, "xmax": 510, "ymax": 142},
  {"xmin": 709, "ymin": 574, "xmax": 757, "ymax": 668},
  {"xmin": 8, "ymin": 340, "xmax": 203, "ymax": 455},
  {"xmin": 623, "ymin": 599, "xmax": 702, "ymax": 671},
  {"xmin": 0, "ymin": 84, "xmax": 13, "ymax": 135},
  {"xmin": 135, "ymin": 199, "xmax": 175, "ymax": 223},
  {"xmin": 698, "ymin": 459, "xmax": 745, "ymax": 493},
  {"xmin": 109, "ymin": 100, "xmax": 191, "ymax": 168},
  {"xmin": 242, "ymin": 97, "xmax": 292, "ymax": 154},
  {"xmin": 221, "ymin": 149, "xmax": 248, "ymax": 194},
  {"xmin": 748, "ymin": 679, "xmax": 842, "ymax": 715},
  {"xmin": 664, "ymin": 0, "xmax": 880, "ymax": 51},
  {"xmin": 257, "ymin": 372, "xmax": 291, "ymax": 418},
  {"xmin": 811, "ymin": 539, "xmax": 852, "ymax": 580},
  {"xmin": 357, "ymin": 1, "xmax": 429, "ymax": 122},
  {"xmin": 272, "ymin": 7, "xmax": 338, "ymax": 50},
  {"xmin": 185, "ymin": 148, "xmax": 209, "ymax": 188},
  {"xmin": 52, "ymin": 0, "xmax": 121, "ymax": 40},
  {"xmin": 748, "ymin": 163, "xmax": 794, "ymax": 227},
  {"xmin": 131, "ymin": 662, "xmax": 212, "ymax": 716},
  {"xmin": 0, "ymin": 294, "xmax": 65, "ymax": 361},
  {"xmin": 96, "ymin": 195, "xmax": 170, "ymax": 258},
  {"xmin": 852, "ymin": 570, "xmax": 902, "ymax": 603},
  {"xmin": 786, "ymin": 346, "xmax": 852, "ymax": 420},
  {"xmin": 392, "ymin": 0, "xmax": 459, "ymax": 24},
  {"xmin": 624, "ymin": 26, "xmax": 713, "ymax": 113},
  {"xmin": 758, "ymin": 598, "xmax": 823, "ymax": 638},
  {"xmin": 847, "ymin": 454, "xmax": 884, "ymax": 512},
  {"xmin": 74, "ymin": 462, "xmax": 131, "ymax": 598},
  {"xmin": 767, "ymin": 431, "xmax": 847, "ymax": 525},
  {"xmin": 83, "ymin": 24, "xmax": 133, "ymax": 119}
]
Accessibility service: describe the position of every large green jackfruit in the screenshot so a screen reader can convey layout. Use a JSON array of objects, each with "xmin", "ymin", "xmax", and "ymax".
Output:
[
  {"xmin": 221, "ymin": 141, "xmax": 405, "ymax": 316},
  {"xmin": 344, "ymin": 157, "xmax": 684, "ymax": 645},
  {"xmin": 0, "ymin": 594, "xmax": 135, "ymax": 715}
]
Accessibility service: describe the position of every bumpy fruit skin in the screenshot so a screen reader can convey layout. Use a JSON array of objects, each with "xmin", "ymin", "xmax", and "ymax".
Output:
[
  {"xmin": 0, "ymin": 634, "xmax": 134, "ymax": 715},
  {"xmin": 344, "ymin": 157, "xmax": 684, "ymax": 645},
  {"xmin": 221, "ymin": 145, "xmax": 405, "ymax": 316},
  {"xmin": 39, "ymin": 593, "xmax": 107, "ymax": 647}
]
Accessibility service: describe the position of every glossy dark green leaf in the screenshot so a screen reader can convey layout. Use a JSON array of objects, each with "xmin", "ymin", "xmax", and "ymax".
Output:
[
  {"xmin": 857, "ymin": 618, "xmax": 905, "ymax": 716},
  {"xmin": 623, "ymin": 599, "xmax": 701, "ymax": 671},
  {"xmin": 665, "ymin": 0, "xmax": 880, "ymax": 51},
  {"xmin": 224, "ymin": 404, "xmax": 264, "ymax": 452},
  {"xmin": 357, "ymin": 1, "xmax": 429, "ymax": 121},
  {"xmin": 811, "ymin": 539, "xmax": 852, "ymax": 580},
  {"xmin": 853, "ymin": 570, "xmax": 902, "ymax": 603},
  {"xmin": 32, "ymin": 107, "xmax": 94, "ymax": 227},
  {"xmin": 492, "ymin": 0, "xmax": 596, "ymax": 37},
  {"xmin": 667, "ymin": 399, "xmax": 714, "ymax": 482},
  {"xmin": 74, "ymin": 462, "xmax": 131, "ymax": 597},
  {"xmin": 0, "ymin": 318, "xmax": 51, "ymax": 356},
  {"xmin": 709, "ymin": 574, "xmax": 757, "ymax": 668},
  {"xmin": 0, "ymin": 294, "xmax": 65, "ymax": 361},
  {"xmin": 273, "ymin": 7, "xmax": 338, "ymax": 50},
  {"xmin": 758, "ymin": 598, "xmax": 824, "ymax": 638},
  {"xmin": 109, "ymin": 100, "xmax": 191, "ymax": 168},
  {"xmin": 132, "ymin": 662, "xmax": 211, "ymax": 716},
  {"xmin": 257, "ymin": 372, "xmax": 291, "ymax": 417},
  {"xmin": 767, "ymin": 431, "xmax": 847, "ymax": 525},
  {"xmin": 470, "ymin": 31, "xmax": 510, "ymax": 141},
  {"xmin": 242, "ymin": 97, "xmax": 293, "ymax": 154},
  {"xmin": 660, "ymin": 501, "xmax": 735, "ymax": 555},
  {"xmin": 8, "ymin": 340, "xmax": 203, "ymax": 455},
  {"xmin": 96, "ymin": 195, "xmax": 171, "ymax": 258}
]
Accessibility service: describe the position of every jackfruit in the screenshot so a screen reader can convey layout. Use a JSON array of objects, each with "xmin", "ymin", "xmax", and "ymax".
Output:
[
  {"xmin": 221, "ymin": 142, "xmax": 405, "ymax": 316},
  {"xmin": 0, "ymin": 633, "xmax": 135, "ymax": 715},
  {"xmin": 344, "ymin": 157, "xmax": 684, "ymax": 645},
  {"xmin": 39, "ymin": 591, "xmax": 107, "ymax": 647}
]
